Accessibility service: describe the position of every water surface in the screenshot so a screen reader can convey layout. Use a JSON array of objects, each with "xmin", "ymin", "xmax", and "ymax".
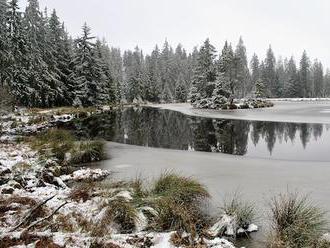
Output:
[{"xmin": 66, "ymin": 107, "xmax": 330, "ymax": 162}]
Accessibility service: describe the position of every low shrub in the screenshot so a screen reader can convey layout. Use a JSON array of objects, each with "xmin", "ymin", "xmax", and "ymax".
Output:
[{"xmin": 268, "ymin": 192, "xmax": 327, "ymax": 248}]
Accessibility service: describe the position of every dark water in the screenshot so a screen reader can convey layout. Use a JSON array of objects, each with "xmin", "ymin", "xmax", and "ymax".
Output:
[{"xmin": 65, "ymin": 107, "xmax": 330, "ymax": 162}]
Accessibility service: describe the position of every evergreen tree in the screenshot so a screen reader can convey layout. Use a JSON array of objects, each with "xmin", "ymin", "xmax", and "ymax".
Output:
[
  {"xmin": 175, "ymin": 73, "xmax": 187, "ymax": 102},
  {"xmin": 0, "ymin": 0, "xmax": 9, "ymax": 87},
  {"xmin": 190, "ymin": 38, "xmax": 217, "ymax": 106},
  {"xmin": 21, "ymin": 0, "xmax": 55, "ymax": 107},
  {"xmin": 93, "ymin": 39, "xmax": 113, "ymax": 104},
  {"xmin": 123, "ymin": 47, "xmax": 145, "ymax": 103},
  {"xmin": 263, "ymin": 46, "xmax": 278, "ymax": 97},
  {"xmin": 255, "ymin": 79, "xmax": 265, "ymax": 98},
  {"xmin": 324, "ymin": 70, "xmax": 330, "ymax": 97},
  {"xmin": 212, "ymin": 73, "xmax": 231, "ymax": 108},
  {"xmin": 275, "ymin": 57, "xmax": 285, "ymax": 97},
  {"xmin": 312, "ymin": 60, "xmax": 324, "ymax": 97},
  {"xmin": 283, "ymin": 57, "xmax": 299, "ymax": 97},
  {"xmin": 145, "ymin": 45, "xmax": 161, "ymax": 102},
  {"xmin": 47, "ymin": 9, "xmax": 73, "ymax": 105},
  {"xmin": 105, "ymin": 45, "xmax": 123, "ymax": 103},
  {"xmin": 234, "ymin": 37, "xmax": 250, "ymax": 97},
  {"xmin": 250, "ymin": 53, "xmax": 260, "ymax": 94},
  {"xmin": 6, "ymin": 0, "xmax": 25, "ymax": 98},
  {"xmin": 219, "ymin": 41, "xmax": 236, "ymax": 98},
  {"xmin": 159, "ymin": 40, "xmax": 176, "ymax": 102},
  {"xmin": 299, "ymin": 51, "xmax": 311, "ymax": 97},
  {"xmin": 71, "ymin": 23, "xmax": 105, "ymax": 106}
]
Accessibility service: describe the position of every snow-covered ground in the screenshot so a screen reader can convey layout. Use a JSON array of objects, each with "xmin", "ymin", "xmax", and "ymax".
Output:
[{"xmin": 148, "ymin": 100, "xmax": 330, "ymax": 124}]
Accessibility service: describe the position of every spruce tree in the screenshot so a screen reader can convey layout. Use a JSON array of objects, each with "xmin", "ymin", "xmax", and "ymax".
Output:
[
  {"xmin": 212, "ymin": 73, "xmax": 231, "ymax": 108},
  {"xmin": 159, "ymin": 40, "xmax": 176, "ymax": 102},
  {"xmin": 283, "ymin": 57, "xmax": 299, "ymax": 97},
  {"xmin": 107, "ymin": 47, "xmax": 123, "ymax": 103},
  {"xmin": 312, "ymin": 60, "xmax": 324, "ymax": 97},
  {"xmin": 6, "ymin": 0, "xmax": 28, "ymax": 105},
  {"xmin": 255, "ymin": 79, "xmax": 265, "ymax": 98},
  {"xmin": 22, "ymin": 0, "xmax": 53, "ymax": 107},
  {"xmin": 123, "ymin": 47, "xmax": 145, "ymax": 103},
  {"xmin": 0, "ymin": 0, "xmax": 9, "ymax": 86},
  {"xmin": 190, "ymin": 38, "xmax": 217, "ymax": 106},
  {"xmin": 175, "ymin": 73, "xmax": 187, "ymax": 102},
  {"xmin": 324, "ymin": 70, "xmax": 330, "ymax": 97},
  {"xmin": 145, "ymin": 45, "xmax": 161, "ymax": 102},
  {"xmin": 234, "ymin": 37, "xmax": 250, "ymax": 97},
  {"xmin": 219, "ymin": 41, "xmax": 236, "ymax": 98},
  {"xmin": 275, "ymin": 57, "xmax": 285, "ymax": 97},
  {"xmin": 264, "ymin": 46, "xmax": 278, "ymax": 97},
  {"xmin": 250, "ymin": 53, "xmax": 260, "ymax": 94},
  {"xmin": 71, "ymin": 23, "xmax": 103, "ymax": 106},
  {"xmin": 299, "ymin": 51, "xmax": 311, "ymax": 97}
]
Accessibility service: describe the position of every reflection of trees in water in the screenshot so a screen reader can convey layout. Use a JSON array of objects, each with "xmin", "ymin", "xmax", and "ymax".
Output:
[
  {"xmin": 210, "ymin": 120, "xmax": 249, "ymax": 155},
  {"xmin": 250, "ymin": 122, "xmax": 323, "ymax": 153},
  {"xmin": 70, "ymin": 107, "xmax": 325, "ymax": 156}
]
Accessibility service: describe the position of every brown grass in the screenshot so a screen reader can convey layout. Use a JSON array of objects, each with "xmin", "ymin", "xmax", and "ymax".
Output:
[{"xmin": 268, "ymin": 192, "xmax": 327, "ymax": 248}]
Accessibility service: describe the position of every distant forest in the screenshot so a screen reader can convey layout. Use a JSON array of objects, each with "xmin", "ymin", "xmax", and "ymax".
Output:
[{"xmin": 1, "ymin": 0, "xmax": 330, "ymax": 108}]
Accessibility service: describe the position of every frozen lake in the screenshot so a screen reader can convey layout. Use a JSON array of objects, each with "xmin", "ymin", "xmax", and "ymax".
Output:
[{"xmin": 64, "ymin": 101, "xmax": 330, "ymax": 246}]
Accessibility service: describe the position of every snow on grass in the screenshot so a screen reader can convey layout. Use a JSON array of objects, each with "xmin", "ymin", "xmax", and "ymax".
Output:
[
  {"xmin": 0, "ymin": 143, "xmax": 37, "ymax": 171},
  {"xmin": 60, "ymin": 168, "xmax": 111, "ymax": 182}
]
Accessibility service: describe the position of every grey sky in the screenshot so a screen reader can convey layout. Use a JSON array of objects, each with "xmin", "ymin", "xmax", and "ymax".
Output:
[{"xmin": 20, "ymin": 0, "xmax": 329, "ymax": 68}]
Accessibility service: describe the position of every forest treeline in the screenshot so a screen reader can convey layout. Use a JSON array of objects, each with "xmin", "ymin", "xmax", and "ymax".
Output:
[{"xmin": 1, "ymin": 0, "xmax": 330, "ymax": 108}]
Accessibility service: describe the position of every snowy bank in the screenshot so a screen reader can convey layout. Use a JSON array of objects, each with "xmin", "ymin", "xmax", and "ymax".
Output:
[{"xmin": 148, "ymin": 101, "xmax": 330, "ymax": 124}]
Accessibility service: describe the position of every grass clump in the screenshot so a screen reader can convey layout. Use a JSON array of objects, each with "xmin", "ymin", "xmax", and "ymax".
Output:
[
  {"xmin": 31, "ymin": 129, "xmax": 106, "ymax": 164},
  {"xmin": 98, "ymin": 199, "xmax": 137, "ymax": 234},
  {"xmin": 268, "ymin": 192, "xmax": 327, "ymax": 248},
  {"xmin": 70, "ymin": 140, "xmax": 105, "ymax": 164},
  {"xmin": 150, "ymin": 171, "xmax": 210, "ymax": 236},
  {"xmin": 32, "ymin": 129, "xmax": 75, "ymax": 161},
  {"xmin": 222, "ymin": 192, "xmax": 256, "ymax": 228},
  {"xmin": 152, "ymin": 171, "xmax": 210, "ymax": 204}
]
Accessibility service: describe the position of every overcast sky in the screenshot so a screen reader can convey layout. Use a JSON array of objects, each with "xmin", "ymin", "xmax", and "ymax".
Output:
[{"xmin": 19, "ymin": 0, "xmax": 329, "ymax": 68}]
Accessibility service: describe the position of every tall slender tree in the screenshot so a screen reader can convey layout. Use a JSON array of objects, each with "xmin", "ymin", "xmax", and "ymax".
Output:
[
  {"xmin": 299, "ymin": 51, "xmax": 311, "ymax": 97},
  {"xmin": 190, "ymin": 38, "xmax": 217, "ymax": 106},
  {"xmin": 234, "ymin": 37, "xmax": 250, "ymax": 97}
]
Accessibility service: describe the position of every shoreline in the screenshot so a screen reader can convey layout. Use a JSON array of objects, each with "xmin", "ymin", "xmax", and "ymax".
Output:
[{"xmin": 146, "ymin": 100, "xmax": 330, "ymax": 124}]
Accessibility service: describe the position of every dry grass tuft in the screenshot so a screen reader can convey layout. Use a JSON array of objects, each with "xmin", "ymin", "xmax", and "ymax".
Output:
[
  {"xmin": 268, "ymin": 192, "xmax": 327, "ymax": 248},
  {"xmin": 69, "ymin": 184, "xmax": 92, "ymax": 202},
  {"xmin": 221, "ymin": 192, "xmax": 256, "ymax": 228},
  {"xmin": 70, "ymin": 140, "xmax": 105, "ymax": 164},
  {"xmin": 150, "ymin": 171, "xmax": 210, "ymax": 236},
  {"xmin": 31, "ymin": 129, "xmax": 75, "ymax": 162}
]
